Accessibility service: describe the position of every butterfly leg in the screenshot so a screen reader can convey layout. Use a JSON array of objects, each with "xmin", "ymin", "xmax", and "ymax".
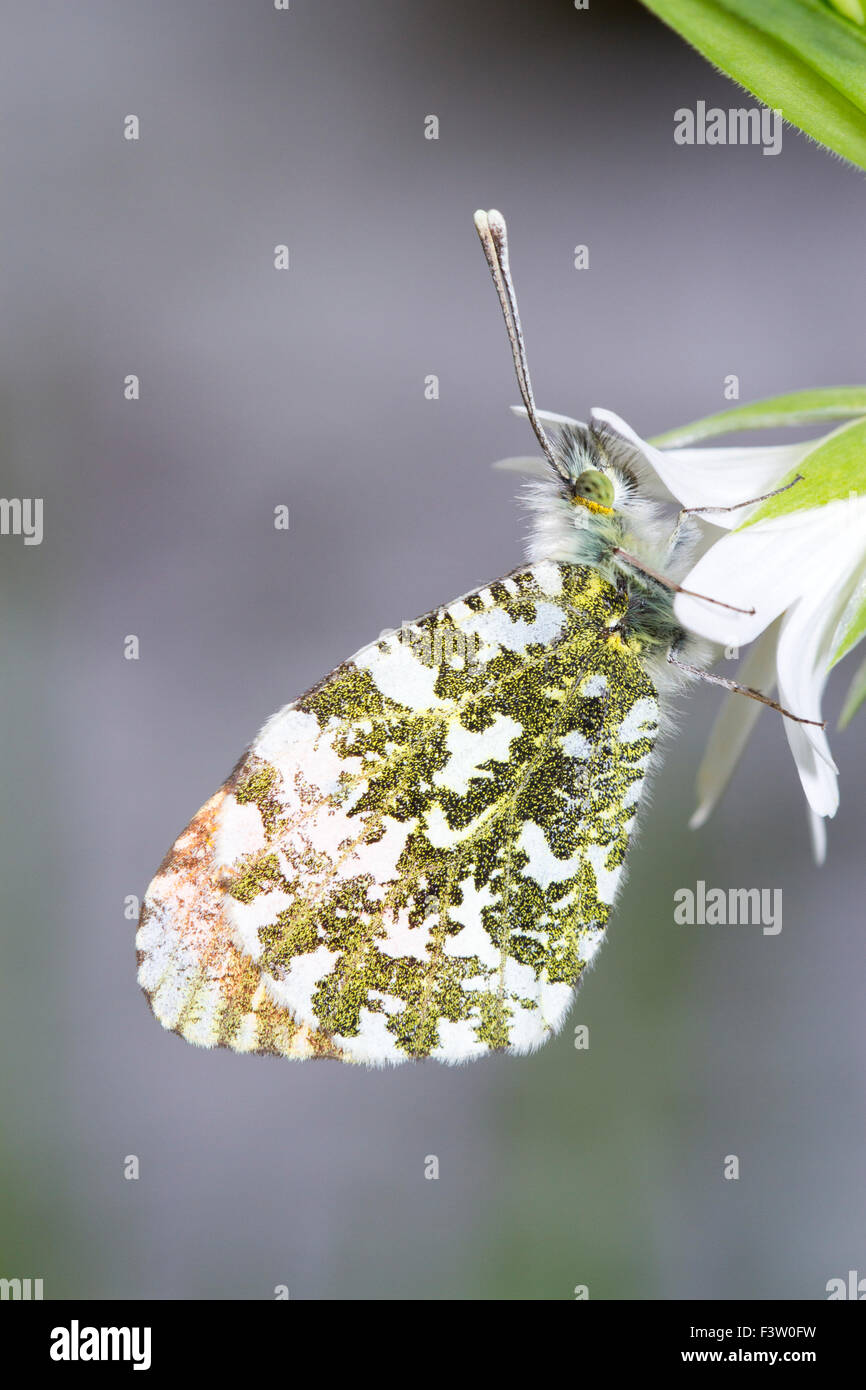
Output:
[
  {"xmin": 667, "ymin": 645, "xmax": 823, "ymax": 726},
  {"xmin": 675, "ymin": 473, "xmax": 804, "ymax": 531},
  {"xmin": 663, "ymin": 475, "xmax": 805, "ymax": 568},
  {"xmin": 614, "ymin": 547, "xmax": 754, "ymax": 614}
]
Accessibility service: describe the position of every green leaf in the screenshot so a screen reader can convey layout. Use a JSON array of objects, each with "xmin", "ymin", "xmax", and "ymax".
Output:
[
  {"xmin": 828, "ymin": 0, "xmax": 865, "ymax": 28},
  {"xmin": 829, "ymin": 562, "xmax": 866, "ymax": 666},
  {"xmin": 639, "ymin": 0, "xmax": 866, "ymax": 170},
  {"xmin": 649, "ymin": 387, "xmax": 866, "ymax": 447},
  {"xmin": 735, "ymin": 416, "xmax": 866, "ymax": 526},
  {"xmin": 838, "ymin": 652, "xmax": 866, "ymax": 728}
]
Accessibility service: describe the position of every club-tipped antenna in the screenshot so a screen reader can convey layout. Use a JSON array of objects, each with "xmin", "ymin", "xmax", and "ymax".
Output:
[{"xmin": 474, "ymin": 209, "xmax": 570, "ymax": 484}]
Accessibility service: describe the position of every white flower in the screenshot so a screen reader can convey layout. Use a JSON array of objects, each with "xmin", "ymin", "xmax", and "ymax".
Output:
[
  {"xmin": 672, "ymin": 498, "xmax": 866, "ymax": 861},
  {"xmin": 596, "ymin": 408, "xmax": 866, "ymax": 863}
]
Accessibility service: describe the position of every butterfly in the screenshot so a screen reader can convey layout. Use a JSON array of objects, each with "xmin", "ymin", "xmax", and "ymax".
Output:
[{"xmin": 137, "ymin": 210, "xmax": 811, "ymax": 1065}]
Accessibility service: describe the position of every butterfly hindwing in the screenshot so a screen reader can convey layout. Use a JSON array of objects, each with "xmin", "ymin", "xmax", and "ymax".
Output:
[{"xmin": 137, "ymin": 560, "xmax": 659, "ymax": 1064}]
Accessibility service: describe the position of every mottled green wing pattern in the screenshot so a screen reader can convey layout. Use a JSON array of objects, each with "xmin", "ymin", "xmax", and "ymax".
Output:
[{"xmin": 137, "ymin": 560, "xmax": 659, "ymax": 1064}]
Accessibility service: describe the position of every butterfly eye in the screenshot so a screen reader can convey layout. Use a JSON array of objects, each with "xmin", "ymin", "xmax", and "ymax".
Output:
[{"xmin": 573, "ymin": 469, "xmax": 615, "ymax": 508}]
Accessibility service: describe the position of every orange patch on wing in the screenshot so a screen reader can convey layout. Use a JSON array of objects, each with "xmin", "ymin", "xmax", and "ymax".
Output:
[{"xmin": 137, "ymin": 775, "xmax": 344, "ymax": 1061}]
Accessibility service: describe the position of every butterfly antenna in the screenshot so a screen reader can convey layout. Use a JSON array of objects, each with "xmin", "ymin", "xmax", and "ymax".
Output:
[{"xmin": 474, "ymin": 209, "xmax": 571, "ymax": 484}]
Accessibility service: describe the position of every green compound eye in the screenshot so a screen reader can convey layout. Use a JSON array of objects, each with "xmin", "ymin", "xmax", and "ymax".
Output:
[{"xmin": 572, "ymin": 469, "xmax": 615, "ymax": 509}]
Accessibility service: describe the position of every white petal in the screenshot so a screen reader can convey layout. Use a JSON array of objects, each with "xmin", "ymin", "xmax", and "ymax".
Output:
[
  {"xmin": 690, "ymin": 622, "xmax": 780, "ymax": 829},
  {"xmin": 510, "ymin": 405, "xmax": 586, "ymax": 430},
  {"xmin": 807, "ymin": 809, "xmax": 827, "ymax": 866},
  {"xmin": 782, "ymin": 716, "xmax": 838, "ymax": 817},
  {"xmin": 673, "ymin": 501, "xmax": 866, "ymax": 648},
  {"xmin": 775, "ymin": 593, "xmax": 841, "ymax": 817},
  {"xmin": 587, "ymin": 408, "xmax": 677, "ymax": 501},
  {"xmin": 591, "ymin": 407, "xmax": 812, "ymax": 526},
  {"xmin": 491, "ymin": 455, "xmax": 550, "ymax": 477},
  {"xmin": 648, "ymin": 443, "xmax": 812, "ymax": 528}
]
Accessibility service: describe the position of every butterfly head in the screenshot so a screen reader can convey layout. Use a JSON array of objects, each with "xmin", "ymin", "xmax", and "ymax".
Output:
[
  {"xmin": 520, "ymin": 420, "xmax": 674, "ymax": 571},
  {"xmin": 570, "ymin": 468, "xmax": 616, "ymax": 515},
  {"xmin": 554, "ymin": 422, "xmax": 641, "ymax": 523}
]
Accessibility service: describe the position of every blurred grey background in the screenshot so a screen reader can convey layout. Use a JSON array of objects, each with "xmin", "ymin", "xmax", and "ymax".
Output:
[{"xmin": 0, "ymin": 0, "xmax": 864, "ymax": 1301}]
